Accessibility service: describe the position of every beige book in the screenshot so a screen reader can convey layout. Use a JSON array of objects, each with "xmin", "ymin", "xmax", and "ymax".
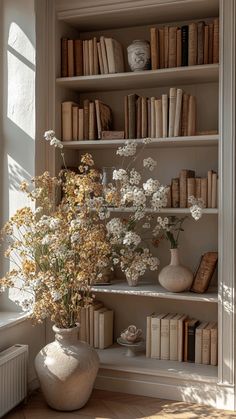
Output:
[
  {"xmin": 171, "ymin": 178, "xmax": 179, "ymax": 208},
  {"xmin": 177, "ymin": 315, "xmax": 188, "ymax": 362},
  {"xmin": 168, "ymin": 26, "xmax": 177, "ymax": 68},
  {"xmin": 159, "ymin": 27, "xmax": 165, "ymax": 69},
  {"xmin": 100, "ymin": 36, "xmax": 109, "ymax": 74},
  {"xmin": 72, "ymin": 106, "xmax": 78, "ymax": 140},
  {"xmin": 164, "ymin": 26, "xmax": 169, "ymax": 68},
  {"xmin": 200, "ymin": 178, "xmax": 208, "ymax": 207},
  {"xmin": 162, "ymin": 94, "xmax": 168, "ymax": 138},
  {"xmin": 168, "ymin": 87, "xmax": 177, "ymax": 137},
  {"xmin": 195, "ymin": 321, "xmax": 208, "ymax": 364},
  {"xmin": 188, "ymin": 22, "xmax": 197, "ymax": 66},
  {"xmin": 211, "ymin": 172, "xmax": 217, "ymax": 208},
  {"xmin": 146, "ymin": 314, "xmax": 152, "ymax": 358},
  {"xmin": 93, "ymin": 37, "xmax": 99, "ymax": 74},
  {"xmin": 89, "ymin": 101, "xmax": 96, "ymax": 140},
  {"xmin": 99, "ymin": 310, "xmax": 114, "ymax": 349},
  {"xmin": 208, "ymin": 22, "xmax": 214, "ymax": 64},
  {"xmin": 62, "ymin": 101, "xmax": 77, "ymax": 141},
  {"xmin": 79, "ymin": 307, "xmax": 87, "ymax": 342},
  {"xmin": 174, "ymin": 88, "xmax": 183, "ymax": 137},
  {"xmin": 94, "ymin": 307, "xmax": 107, "ymax": 348},
  {"xmin": 141, "ymin": 97, "xmax": 147, "ymax": 138},
  {"xmin": 207, "ymin": 170, "xmax": 213, "ymax": 208},
  {"xmin": 78, "ymin": 109, "xmax": 84, "ymax": 141},
  {"xmin": 179, "ymin": 169, "xmax": 195, "ymax": 208},
  {"xmin": 187, "ymin": 178, "xmax": 196, "ymax": 207},
  {"xmin": 97, "ymin": 42, "xmax": 104, "ymax": 74},
  {"xmin": 105, "ymin": 38, "xmax": 124, "ymax": 73},
  {"xmin": 89, "ymin": 302, "xmax": 103, "ymax": 346},
  {"xmin": 160, "ymin": 313, "xmax": 176, "ymax": 360},
  {"xmin": 187, "ymin": 95, "xmax": 196, "ymax": 136},
  {"xmin": 213, "ymin": 18, "xmax": 219, "ymax": 64},
  {"xmin": 83, "ymin": 40, "xmax": 86, "ymax": 75},
  {"xmin": 204, "ymin": 25, "xmax": 209, "ymax": 64},
  {"xmin": 181, "ymin": 93, "xmax": 190, "ymax": 136},
  {"xmin": 88, "ymin": 39, "xmax": 94, "ymax": 75},
  {"xmin": 202, "ymin": 322, "xmax": 215, "ymax": 365},
  {"xmin": 150, "ymin": 97, "xmax": 156, "ymax": 138},
  {"xmin": 151, "ymin": 313, "xmax": 166, "ymax": 359},
  {"xmin": 176, "ymin": 28, "xmax": 182, "ymax": 67},
  {"xmin": 155, "ymin": 99, "xmax": 162, "ymax": 138},
  {"xmin": 67, "ymin": 39, "xmax": 74, "ymax": 77},
  {"xmin": 195, "ymin": 177, "xmax": 201, "ymax": 199},
  {"xmin": 210, "ymin": 323, "xmax": 218, "ymax": 366},
  {"xmin": 150, "ymin": 27, "xmax": 159, "ymax": 70},
  {"xmin": 197, "ymin": 21, "xmax": 205, "ymax": 65},
  {"xmin": 85, "ymin": 40, "xmax": 89, "ymax": 76},
  {"xmin": 170, "ymin": 314, "xmax": 183, "ymax": 361},
  {"xmin": 166, "ymin": 185, "xmax": 171, "ymax": 208}
]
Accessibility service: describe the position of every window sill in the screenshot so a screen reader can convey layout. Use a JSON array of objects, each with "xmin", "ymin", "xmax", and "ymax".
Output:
[{"xmin": 0, "ymin": 311, "xmax": 30, "ymax": 331}]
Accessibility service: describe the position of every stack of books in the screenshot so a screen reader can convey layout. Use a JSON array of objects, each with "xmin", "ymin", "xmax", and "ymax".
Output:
[
  {"xmin": 146, "ymin": 313, "xmax": 218, "ymax": 365},
  {"xmin": 167, "ymin": 169, "xmax": 218, "ymax": 208},
  {"xmin": 79, "ymin": 301, "xmax": 114, "ymax": 349},
  {"xmin": 150, "ymin": 18, "xmax": 219, "ymax": 70},
  {"xmin": 124, "ymin": 88, "xmax": 197, "ymax": 139},
  {"xmin": 61, "ymin": 36, "xmax": 124, "ymax": 77},
  {"xmin": 61, "ymin": 99, "xmax": 112, "ymax": 141}
]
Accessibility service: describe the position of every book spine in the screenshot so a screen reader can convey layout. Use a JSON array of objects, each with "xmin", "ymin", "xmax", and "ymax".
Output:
[
  {"xmin": 178, "ymin": 319, "xmax": 184, "ymax": 362},
  {"xmin": 211, "ymin": 172, "xmax": 217, "ymax": 208},
  {"xmin": 97, "ymin": 42, "xmax": 104, "ymax": 74},
  {"xmin": 162, "ymin": 94, "xmax": 168, "ymax": 138},
  {"xmin": 207, "ymin": 170, "xmax": 213, "ymax": 208},
  {"xmin": 188, "ymin": 23, "xmax": 197, "ymax": 66},
  {"xmin": 61, "ymin": 38, "xmax": 68, "ymax": 77},
  {"xmin": 62, "ymin": 102, "xmax": 73, "ymax": 141},
  {"xmin": 170, "ymin": 319, "xmax": 178, "ymax": 361},
  {"xmin": 72, "ymin": 106, "xmax": 78, "ymax": 140},
  {"xmin": 168, "ymin": 26, "xmax": 177, "ymax": 68},
  {"xmin": 88, "ymin": 39, "xmax": 94, "ymax": 75},
  {"xmin": 203, "ymin": 25, "xmax": 209, "ymax": 64},
  {"xmin": 89, "ymin": 102, "xmax": 95, "ymax": 140},
  {"xmin": 181, "ymin": 25, "xmax": 188, "ymax": 66},
  {"xmin": 166, "ymin": 185, "xmax": 171, "ymax": 208},
  {"xmin": 181, "ymin": 93, "xmax": 189, "ymax": 136},
  {"xmin": 213, "ymin": 18, "xmax": 219, "ymax": 64},
  {"xmin": 146, "ymin": 315, "xmax": 152, "ymax": 358},
  {"xmin": 150, "ymin": 97, "xmax": 156, "ymax": 138},
  {"xmin": 82, "ymin": 40, "xmax": 86, "ymax": 75},
  {"xmin": 168, "ymin": 87, "xmax": 177, "ymax": 137},
  {"xmin": 74, "ymin": 39, "xmax": 83, "ymax": 76},
  {"xmin": 188, "ymin": 324, "xmax": 198, "ymax": 362},
  {"xmin": 174, "ymin": 88, "xmax": 183, "ymax": 137},
  {"xmin": 184, "ymin": 319, "xmax": 188, "ymax": 362},
  {"xmin": 208, "ymin": 22, "xmax": 214, "ymax": 64},
  {"xmin": 187, "ymin": 178, "xmax": 196, "ymax": 207},
  {"xmin": 200, "ymin": 178, "xmax": 208, "ymax": 207},
  {"xmin": 85, "ymin": 40, "xmax": 89, "ymax": 76},
  {"xmin": 150, "ymin": 27, "xmax": 159, "ymax": 70},
  {"xmin": 124, "ymin": 95, "xmax": 129, "ymax": 139},
  {"xmin": 147, "ymin": 98, "xmax": 151, "ymax": 138},
  {"xmin": 78, "ymin": 109, "xmax": 84, "ymax": 141},
  {"xmin": 195, "ymin": 177, "xmax": 201, "ymax": 199},
  {"xmin": 155, "ymin": 99, "xmax": 162, "ymax": 138},
  {"xmin": 67, "ymin": 39, "xmax": 74, "ymax": 77},
  {"xmin": 176, "ymin": 28, "xmax": 182, "ymax": 67},
  {"xmin": 100, "ymin": 36, "xmax": 109, "ymax": 74},
  {"xmin": 141, "ymin": 97, "xmax": 147, "ymax": 138},
  {"xmin": 83, "ymin": 99, "xmax": 89, "ymax": 140},
  {"xmin": 164, "ymin": 26, "xmax": 169, "ymax": 68},
  {"xmin": 93, "ymin": 37, "xmax": 99, "ymax": 74},
  {"xmin": 128, "ymin": 95, "xmax": 137, "ymax": 139},
  {"xmin": 191, "ymin": 252, "xmax": 218, "ymax": 293},
  {"xmin": 151, "ymin": 318, "xmax": 161, "ymax": 359},
  {"xmin": 197, "ymin": 22, "xmax": 204, "ymax": 65},
  {"xmin": 195, "ymin": 329, "xmax": 203, "ymax": 364},
  {"xmin": 171, "ymin": 178, "xmax": 180, "ymax": 208},
  {"xmin": 187, "ymin": 95, "xmax": 196, "ymax": 136},
  {"xmin": 179, "ymin": 170, "xmax": 187, "ymax": 208},
  {"xmin": 210, "ymin": 326, "xmax": 218, "ymax": 366},
  {"xmin": 202, "ymin": 328, "xmax": 211, "ymax": 365},
  {"xmin": 159, "ymin": 28, "xmax": 165, "ymax": 69},
  {"xmin": 136, "ymin": 96, "xmax": 142, "ymax": 139},
  {"xmin": 160, "ymin": 318, "xmax": 170, "ymax": 360}
]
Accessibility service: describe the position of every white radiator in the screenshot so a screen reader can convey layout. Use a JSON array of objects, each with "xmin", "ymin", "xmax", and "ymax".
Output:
[{"xmin": 0, "ymin": 344, "xmax": 28, "ymax": 418}]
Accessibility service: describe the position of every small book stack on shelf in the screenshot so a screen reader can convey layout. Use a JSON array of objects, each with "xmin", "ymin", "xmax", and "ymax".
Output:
[
  {"xmin": 124, "ymin": 88, "xmax": 197, "ymax": 139},
  {"xmin": 150, "ymin": 18, "xmax": 219, "ymax": 70},
  {"xmin": 79, "ymin": 301, "xmax": 114, "ymax": 349},
  {"xmin": 146, "ymin": 312, "xmax": 218, "ymax": 365},
  {"xmin": 61, "ymin": 99, "xmax": 112, "ymax": 141},
  {"xmin": 167, "ymin": 169, "xmax": 218, "ymax": 208},
  {"xmin": 61, "ymin": 36, "xmax": 124, "ymax": 77}
]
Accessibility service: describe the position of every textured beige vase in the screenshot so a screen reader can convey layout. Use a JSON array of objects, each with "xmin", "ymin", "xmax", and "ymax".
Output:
[
  {"xmin": 158, "ymin": 248, "xmax": 193, "ymax": 292},
  {"xmin": 35, "ymin": 325, "xmax": 99, "ymax": 411}
]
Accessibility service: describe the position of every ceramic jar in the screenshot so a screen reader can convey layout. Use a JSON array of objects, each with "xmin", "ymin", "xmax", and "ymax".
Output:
[
  {"xmin": 158, "ymin": 248, "xmax": 193, "ymax": 292},
  {"xmin": 35, "ymin": 325, "xmax": 99, "ymax": 411},
  {"xmin": 127, "ymin": 40, "xmax": 151, "ymax": 72}
]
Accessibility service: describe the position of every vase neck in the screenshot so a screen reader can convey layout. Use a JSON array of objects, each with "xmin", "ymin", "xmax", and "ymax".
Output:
[
  {"xmin": 53, "ymin": 325, "xmax": 79, "ymax": 344},
  {"xmin": 170, "ymin": 248, "xmax": 180, "ymax": 266}
]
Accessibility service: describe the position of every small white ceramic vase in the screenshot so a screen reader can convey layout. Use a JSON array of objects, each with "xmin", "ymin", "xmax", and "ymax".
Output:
[
  {"xmin": 158, "ymin": 248, "xmax": 193, "ymax": 292},
  {"xmin": 127, "ymin": 40, "xmax": 151, "ymax": 71},
  {"xmin": 35, "ymin": 325, "xmax": 99, "ymax": 411}
]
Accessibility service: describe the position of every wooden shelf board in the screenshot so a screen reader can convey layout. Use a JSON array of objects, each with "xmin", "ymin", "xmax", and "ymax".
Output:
[
  {"xmin": 97, "ymin": 345, "xmax": 218, "ymax": 383},
  {"xmin": 92, "ymin": 281, "xmax": 218, "ymax": 303},
  {"xmin": 56, "ymin": 64, "xmax": 219, "ymax": 92},
  {"xmin": 108, "ymin": 207, "xmax": 218, "ymax": 215},
  {"xmin": 62, "ymin": 135, "xmax": 219, "ymax": 149}
]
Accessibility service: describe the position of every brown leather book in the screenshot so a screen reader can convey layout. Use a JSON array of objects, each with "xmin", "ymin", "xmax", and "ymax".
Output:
[
  {"xmin": 61, "ymin": 38, "xmax": 68, "ymax": 77},
  {"xmin": 179, "ymin": 169, "xmax": 195, "ymax": 208},
  {"xmin": 159, "ymin": 28, "xmax": 165, "ymax": 69},
  {"xmin": 150, "ymin": 27, "xmax": 159, "ymax": 70},
  {"xmin": 136, "ymin": 96, "xmax": 142, "ymax": 139},
  {"xmin": 141, "ymin": 97, "xmax": 147, "ymax": 138},
  {"xmin": 74, "ymin": 39, "xmax": 83, "ymax": 76},
  {"xmin": 171, "ymin": 178, "xmax": 180, "ymax": 208},
  {"xmin": 208, "ymin": 22, "xmax": 214, "ymax": 64},
  {"xmin": 89, "ymin": 102, "xmax": 96, "ymax": 140},
  {"xmin": 188, "ymin": 23, "xmax": 197, "ymax": 66},
  {"xmin": 150, "ymin": 97, "xmax": 156, "ymax": 138},
  {"xmin": 176, "ymin": 28, "xmax": 182, "ymax": 67},
  {"xmin": 83, "ymin": 99, "xmax": 90, "ymax": 140},
  {"xmin": 191, "ymin": 252, "xmax": 218, "ymax": 293},
  {"xmin": 93, "ymin": 37, "xmax": 99, "ymax": 74},
  {"xmin": 168, "ymin": 26, "xmax": 177, "ymax": 68},
  {"xmin": 200, "ymin": 178, "xmax": 208, "ymax": 207},
  {"xmin": 213, "ymin": 18, "xmax": 219, "ymax": 64},
  {"xmin": 207, "ymin": 170, "xmax": 213, "ymax": 208},
  {"xmin": 187, "ymin": 178, "xmax": 196, "ymax": 207},
  {"xmin": 197, "ymin": 21, "xmax": 205, "ymax": 65},
  {"xmin": 68, "ymin": 39, "xmax": 74, "ymax": 77},
  {"xmin": 203, "ymin": 25, "xmax": 209, "ymax": 64},
  {"xmin": 211, "ymin": 172, "xmax": 217, "ymax": 208},
  {"xmin": 147, "ymin": 98, "xmax": 151, "ymax": 138},
  {"xmin": 187, "ymin": 95, "xmax": 196, "ymax": 136},
  {"xmin": 88, "ymin": 39, "xmax": 94, "ymax": 75},
  {"xmin": 181, "ymin": 93, "xmax": 189, "ymax": 136},
  {"xmin": 155, "ymin": 99, "xmax": 162, "ymax": 138},
  {"xmin": 95, "ymin": 100, "xmax": 112, "ymax": 139},
  {"xmin": 128, "ymin": 94, "xmax": 138, "ymax": 139},
  {"xmin": 195, "ymin": 177, "xmax": 201, "ymax": 199},
  {"xmin": 164, "ymin": 26, "xmax": 169, "ymax": 68}
]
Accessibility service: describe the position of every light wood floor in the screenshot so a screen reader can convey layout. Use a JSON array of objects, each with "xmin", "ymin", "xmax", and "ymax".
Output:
[{"xmin": 5, "ymin": 389, "xmax": 236, "ymax": 419}]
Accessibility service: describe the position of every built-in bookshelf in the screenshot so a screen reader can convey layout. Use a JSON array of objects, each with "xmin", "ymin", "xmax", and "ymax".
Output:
[{"xmin": 43, "ymin": 0, "xmax": 236, "ymax": 411}]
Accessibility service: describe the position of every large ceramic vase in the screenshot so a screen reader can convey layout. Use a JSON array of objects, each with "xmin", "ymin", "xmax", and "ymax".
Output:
[
  {"xmin": 35, "ymin": 325, "xmax": 99, "ymax": 411},
  {"xmin": 158, "ymin": 248, "xmax": 193, "ymax": 292}
]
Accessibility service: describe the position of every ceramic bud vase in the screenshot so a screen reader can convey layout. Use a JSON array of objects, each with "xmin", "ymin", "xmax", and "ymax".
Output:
[
  {"xmin": 35, "ymin": 325, "xmax": 99, "ymax": 411},
  {"xmin": 158, "ymin": 248, "xmax": 193, "ymax": 292},
  {"xmin": 127, "ymin": 40, "xmax": 151, "ymax": 71}
]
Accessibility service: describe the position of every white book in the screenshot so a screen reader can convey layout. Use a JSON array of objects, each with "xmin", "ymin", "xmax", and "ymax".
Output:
[
  {"xmin": 155, "ymin": 99, "xmax": 163, "ymax": 138},
  {"xmin": 104, "ymin": 38, "xmax": 124, "ymax": 74},
  {"xmin": 99, "ymin": 310, "xmax": 114, "ymax": 349},
  {"xmin": 177, "ymin": 314, "xmax": 188, "ymax": 362},
  {"xmin": 150, "ymin": 97, "xmax": 156, "ymax": 138},
  {"xmin": 94, "ymin": 307, "xmax": 107, "ymax": 348},
  {"xmin": 162, "ymin": 94, "xmax": 168, "ymax": 138},
  {"xmin": 168, "ymin": 87, "xmax": 177, "ymax": 137},
  {"xmin": 170, "ymin": 313, "xmax": 184, "ymax": 361},
  {"xmin": 202, "ymin": 321, "xmax": 215, "ymax": 365},
  {"xmin": 100, "ymin": 36, "xmax": 109, "ymax": 74},
  {"xmin": 195, "ymin": 321, "xmax": 208, "ymax": 364},
  {"xmin": 146, "ymin": 314, "xmax": 152, "ymax": 358},
  {"xmin": 78, "ymin": 108, "xmax": 84, "ymax": 141},
  {"xmin": 151, "ymin": 313, "xmax": 166, "ymax": 359},
  {"xmin": 72, "ymin": 106, "xmax": 78, "ymax": 141},
  {"xmin": 89, "ymin": 302, "xmax": 103, "ymax": 346},
  {"xmin": 174, "ymin": 88, "xmax": 183, "ymax": 136},
  {"xmin": 160, "ymin": 313, "xmax": 176, "ymax": 360}
]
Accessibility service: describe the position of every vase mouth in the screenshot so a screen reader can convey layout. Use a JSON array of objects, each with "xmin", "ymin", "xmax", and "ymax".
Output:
[{"xmin": 53, "ymin": 324, "xmax": 80, "ymax": 334}]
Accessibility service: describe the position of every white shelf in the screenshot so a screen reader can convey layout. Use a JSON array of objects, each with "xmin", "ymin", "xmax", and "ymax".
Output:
[
  {"xmin": 97, "ymin": 345, "xmax": 218, "ymax": 383},
  {"xmin": 92, "ymin": 281, "xmax": 218, "ymax": 303},
  {"xmin": 62, "ymin": 135, "xmax": 219, "ymax": 149},
  {"xmin": 108, "ymin": 207, "xmax": 218, "ymax": 215},
  {"xmin": 56, "ymin": 64, "xmax": 219, "ymax": 93}
]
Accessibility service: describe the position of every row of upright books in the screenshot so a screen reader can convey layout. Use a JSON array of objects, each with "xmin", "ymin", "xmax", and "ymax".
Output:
[
  {"xmin": 150, "ymin": 18, "xmax": 219, "ymax": 70},
  {"xmin": 167, "ymin": 169, "xmax": 218, "ymax": 209},
  {"xmin": 61, "ymin": 36, "xmax": 124, "ymax": 77},
  {"xmin": 61, "ymin": 100, "xmax": 112, "ymax": 141},
  {"xmin": 124, "ymin": 88, "xmax": 197, "ymax": 139},
  {"xmin": 146, "ymin": 313, "xmax": 218, "ymax": 365},
  {"xmin": 79, "ymin": 301, "xmax": 114, "ymax": 349}
]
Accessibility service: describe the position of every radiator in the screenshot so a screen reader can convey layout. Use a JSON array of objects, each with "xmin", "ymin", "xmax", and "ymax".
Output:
[{"xmin": 0, "ymin": 344, "xmax": 28, "ymax": 418}]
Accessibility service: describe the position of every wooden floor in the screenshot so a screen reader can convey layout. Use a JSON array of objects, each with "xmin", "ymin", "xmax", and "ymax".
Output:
[{"xmin": 5, "ymin": 389, "xmax": 236, "ymax": 419}]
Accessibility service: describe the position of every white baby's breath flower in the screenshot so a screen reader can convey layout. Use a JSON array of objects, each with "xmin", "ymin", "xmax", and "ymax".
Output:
[
  {"xmin": 130, "ymin": 169, "xmax": 141, "ymax": 185},
  {"xmin": 44, "ymin": 130, "xmax": 55, "ymax": 141},
  {"xmin": 188, "ymin": 196, "xmax": 205, "ymax": 221},
  {"xmin": 113, "ymin": 169, "xmax": 128, "ymax": 183},
  {"xmin": 117, "ymin": 141, "xmax": 137, "ymax": 157},
  {"xmin": 143, "ymin": 178, "xmax": 160, "ymax": 195},
  {"xmin": 142, "ymin": 137, "xmax": 152, "ymax": 144},
  {"xmin": 123, "ymin": 231, "xmax": 141, "ymax": 246},
  {"xmin": 143, "ymin": 157, "xmax": 157, "ymax": 171},
  {"xmin": 50, "ymin": 137, "xmax": 63, "ymax": 149}
]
